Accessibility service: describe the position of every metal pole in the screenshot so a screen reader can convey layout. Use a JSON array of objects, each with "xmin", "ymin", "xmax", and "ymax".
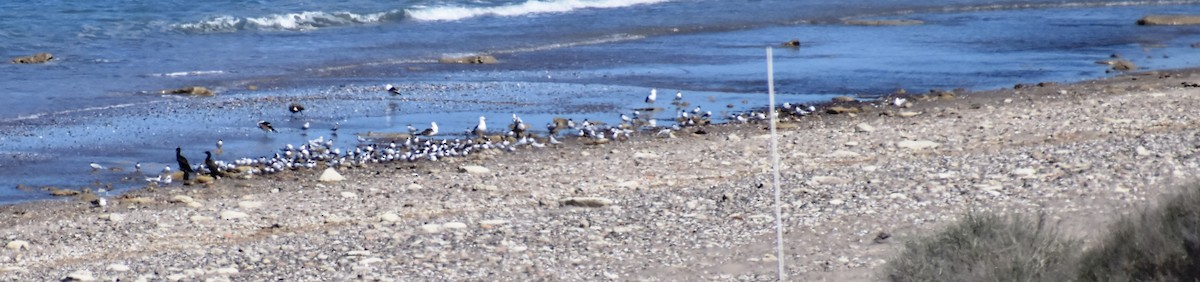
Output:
[{"xmin": 767, "ymin": 47, "xmax": 786, "ymax": 281}]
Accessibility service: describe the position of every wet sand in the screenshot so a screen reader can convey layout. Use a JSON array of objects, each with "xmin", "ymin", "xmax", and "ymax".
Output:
[{"xmin": 2, "ymin": 67, "xmax": 1200, "ymax": 280}]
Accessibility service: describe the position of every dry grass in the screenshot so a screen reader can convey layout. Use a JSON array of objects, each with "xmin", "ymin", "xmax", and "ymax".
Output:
[
  {"xmin": 883, "ymin": 213, "xmax": 1078, "ymax": 282},
  {"xmin": 1076, "ymin": 183, "xmax": 1200, "ymax": 281}
]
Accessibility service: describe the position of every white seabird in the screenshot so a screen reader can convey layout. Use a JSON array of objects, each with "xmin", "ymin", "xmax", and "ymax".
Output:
[
  {"xmin": 90, "ymin": 162, "xmax": 104, "ymax": 171},
  {"xmin": 645, "ymin": 88, "xmax": 657, "ymax": 104},
  {"xmin": 472, "ymin": 116, "xmax": 487, "ymax": 137},
  {"xmin": 419, "ymin": 122, "xmax": 439, "ymax": 136},
  {"xmin": 674, "ymin": 90, "xmax": 683, "ymax": 100},
  {"xmin": 386, "ymin": 84, "xmax": 401, "ymax": 95}
]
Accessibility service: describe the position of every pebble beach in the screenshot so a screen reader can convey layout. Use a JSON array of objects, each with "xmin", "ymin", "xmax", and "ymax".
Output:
[{"xmin": 1, "ymin": 66, "xmax": 1199, "ymax": 281}]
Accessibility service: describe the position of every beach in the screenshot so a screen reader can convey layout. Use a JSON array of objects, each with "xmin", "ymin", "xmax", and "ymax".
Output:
[{"xmin": 1, "ymin": 67, "xmax": 1198, "ymax": 280}]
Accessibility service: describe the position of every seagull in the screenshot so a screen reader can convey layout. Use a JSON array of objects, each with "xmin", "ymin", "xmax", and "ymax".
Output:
[
  {"xmin": 89, "ymin": 162, "xmax": 104, "ymax": 171},
  {"xmin": 386, "ymin": 84, "xmax": 401, "ymax": 95},
  {"xmin": 419, "ymin": 122, "xmax": 438, "ymax": 136},
  {"xmin": 302, "ymin": 122, "xmax": 310, "ymax": 130},
  {"xmin": 216, "ymin": 139, "xmax": 223, "ymax": 149},
  {"xmin": 258, "ymin": 121, "xmax": 276, "ymax": 133},
  {"xmin": 134, "ymin": 162, "xmax": 142, "ymax": 171},
  {"xmin": 472, "ymin": 116, "xmax": 487, "ymax": 138},
  {"xmin": 176, "ymin": 147, "xmax": 194, "ymax": 181},
  {"xmin": 674, "ymin": 91, "xmax": 683, "ymax": 101},
  {"xmin": 893, "ymin": 97, "xmax": 908, "ymax": 107},
  {"xmin": 288, "ymin": 103, "xmax": 305, "ymax": 114},
  {"xmin": 645, "ymin": 88, "xmax": 657, "ymax": 104}
]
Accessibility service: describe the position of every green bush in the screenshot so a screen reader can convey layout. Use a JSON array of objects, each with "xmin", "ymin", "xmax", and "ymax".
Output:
[
  {"xmin": 1076, "ymin": 184, "xmax": 1200, "ymax": 281},
  {"xmin": 883, "ymin": 213, "xmax": 1077, "ymax": 282}
]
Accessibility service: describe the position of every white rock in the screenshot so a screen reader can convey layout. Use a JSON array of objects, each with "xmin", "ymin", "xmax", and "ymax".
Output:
[
  {"xmin": 726, "ymin": 134, "xmax": 743, "ymax": 141},
  {"xmin": 340, "ymin": 191, "xmax": 357, "ymax": 198},
  {"xmin": 827, "ymin": 150, "xmax": 861, "ymax": 158},
  {"xmin": 855, "ymin": 123, "xmax": 875, "ymax": 132},
  {"xmin": 1011, "ymin": 168, "xmax": 1037, "ymax": 178},
  {"xmin": 897, "ymin": 140, "xmax": 940, "ymax": 150},
  {"xmin": 888, "ymin": 193, "xmax": 908, "ymax": 200},
  {"xmin": 617, "ymin": 181, "xmax": 639, "ymax": 188},
  {"xmin": 360, "ymin": 257, "xmax": 384, "ymax": 265},
  {"xmin": 844, "ymin": 141, "xmax": 860, "ymax": 147},
  {"xmin": 318, "ymin": 168, "xmax": 346, "ymax": 182},
  {"xmin": 5, "ymin": 240, "xmax": 29, "ymax": 250},
  {"xmin": 633, "ymin": 152, "xmax": 659, "ymax": 159},
  {"xmin": 213, "ymin": 267, "xmax": 239, "ymax": 275},
  {"xmin": 170, "ymin": 195, "xmax": 196, "ymax": 204},
  {"xmin": 861, "ymin": 165, "xmax": 878, "ymax": 172},
  {"xmin": 103, "ymin": 213, "xmax": 126, "ymax": 222},
  {"xmin": 406, "ymin": 183, "xmax": 424, "ymax": 190},
  {"xmin": 561, "ymin": 197, "xmax": 614, "ymax": 207},
  {"xmin": 106, "ymin": 264, "xmax": 131, "ymax": 272},
  {"xmin": 219, "ymin": 210, "xmax": 249, "ymax": 220},
  {"xmin": 166, "ymin": 274, "xmax": 187, "ymax": 281},
  {"xmin": 479, "ymin": 219, "xmax": 510, "ymax": 228},
  {"xmin": 811, "ymin": 176, "xmax": 849, "ymax": 185},
  {"xmin": 379, "ymin": 213, "xmax": 401, "ymax": 222},
  {"xmin": 1135, "ymin": 146, "xmax": 1152, "ymax": 156},
  {"xmin": 237, "ymin": 201, "xmax": 264, "ymax": 209},
  {"xmin": 829, "ymin": 199, "xmax": 845, "ymax": 206},
  {"xmin": 420, "ymin": 223, "xmax": 442, "ymax": 234},
  {"xmin": 64, "ymin": 270, "xmax": 96, "ymax": 282},
  {"xmin": 442, "ymin": 222, "xmax": 468, "ymax": 230},
  {"xmin": 458, "ymin": 165, "xmax": 491, "ymax": 174}
]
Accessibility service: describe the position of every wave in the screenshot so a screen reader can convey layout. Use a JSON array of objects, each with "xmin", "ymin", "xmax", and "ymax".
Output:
[
  {"xmin": 173, "ymin": 10, "xmax": 401, "ymax": 33},
  {"xmin": 406, "ymin": 0, "xmax": 673, "ymax": 22},
  {"xmin": 149, "ymin": 70, "xmax": 226, "ymax": 77}
]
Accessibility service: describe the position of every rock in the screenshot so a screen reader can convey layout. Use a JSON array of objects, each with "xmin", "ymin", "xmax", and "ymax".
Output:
[
  {"xmin": 1011, "ymin": 168, "xmax": 1037, "ymax": 178},
  {"xmin": 193, "ymin": 175, "xmax": 214, "ymax": 184},
  {"xmin": 340, "ymin": 191, "xmax": 357, "ymax": 198},
  {"xmin": 406, "ymin": 183, "xmax": 424, "ymax": 190},
  {"xmin": 170, "ymin": 195, "xmax": 196, "ymax": 204},
  {"xmin": 379, "ymin": 213, "xmax": 401, "ymax": 222},
  {"xmin": 458, "ymin": 165, "xmax": 491, "ymax": 174},
  {"xmin": 633, "ymin": 152, "xmax": 659, "ymax": 159},
  {"xmin": 6, "ymin": 240, "xmax": 29, "ymax": 250},
  {"xmin": 897, "ymin": 140, "xmax": 940, "ymax": 150},
  {"xmin": 442, "ymin": 222, "xmax": 468, "ymax": 230},
  {"xmin": 318, "ymin": 168, "xmax": 345, "ymax": 182},
  {"xmin": 826, "ymin": 106, "xmax": 859, "ymax": 114},
  {"xmin": 219, "ymin": 210, "xmax": 249, "ymax": 220},
  {"xmin": 10, "ymin": 52, "xmax": 53, "ymax": 64},
  {"xmin": 420, "ymin": 223, "xmax": 442, "ymax": 234},
  {"xmin": 844, "ymin": 19, "xmax": 924, "ymax": 26},
  {"xmin": 827, "ymin": 150, "xmax": 861, "ymax": 158},
  {"xmin": 120, "ymin": 197, "xmax": 154, "ymax": 205},
  {"xmin": 897, "ymin": 111, "xmax": 922, "ymax": 117},
  {"xmin": 1110, "ymin": 60, "xmax": 1137, "ymax": 71},
  {"xmin": 238, "ymin": 201, "xmax": 264, "ymax": 209},
  {"xmin": 844, "ymin": 141, "xmax": 860, "ymax": 147},
  {"xmin": 831, "ymin": 96, "xmax": 857, "ymax": 102},
  {"xmin": 561, "ymin": 197, "xmax": 614, "ymax": 208},
  {"xmin": 1137, "ymin": 15, "xmax": 1200, "ymax": 25},
  {"xmin": 214, "ymin": 267, "xmax": 238, "ymax": 275},
  {"xmin": 811, "ymin": 176, "xmax": 849, "ymax": 185},
  {"xmin": 63, "ymin": 270, "xmax": 96, "ymax": 282},
  {"xmin": 438, "ymin": 54, "xmax": 498, "ymax": 64},
  {"xmin": 100, "ymin": 213, "xmax": 125, "ymax": 222},
  {"xmin": 479, "ymin": 219, "xmax": 510, "ymax": 229},
  {"xmin": 855, "ymin": 123, "xmax": 875, "ymax": 132},
  {"xmin": 164, "ymin": 86, "xmax": 214, "ymax": 97},
  {"xmin": 829, "ymin": 199, "xmax": 845, "ymax": 205},
  {"xmin": 1136, "ymin": 146, "xmax": 1152, "ymax": 156},
  {"xmin": 106, "ymin": 264, "xmax": 131, "ymax": 272},
  {"xmin": 48, "ymin": 188, "xmax": 80, "ymax": 197},
  {"xmin": 726, "ymin": 134, "xmax": 742, "ymax": 141}
]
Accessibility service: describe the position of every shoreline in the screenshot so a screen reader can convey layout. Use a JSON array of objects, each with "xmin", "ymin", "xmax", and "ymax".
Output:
[{"xmin": 2, "ymin": 66, "xmax": 1200, "ymax": 280}]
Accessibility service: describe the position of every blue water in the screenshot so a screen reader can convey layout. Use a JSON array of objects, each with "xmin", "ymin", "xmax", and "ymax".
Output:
[{"xmin": 3, "ymin": 0, "xmax": 1200, "ymax": 203}]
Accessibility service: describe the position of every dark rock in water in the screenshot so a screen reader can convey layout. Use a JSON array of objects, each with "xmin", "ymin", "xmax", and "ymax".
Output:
[
  {"xmin": 783, "ymin": 39, "xmax": 801, "ymax": 48},
  {"xmin": 10, "ymin": 52, "xmax": 53, "ymax": 64},
  {"xmin": 1037, "ymin": 82, "xmax": 1057, "ymax": 87},
  {"xmin": 844, "ymin": 19, "xmax": 925, "ymax": 26},
  {"xmin": 1111, "ymin": 60, "xmax": 1137, "ymax": 71},
  {"xmin": 164, "ymin": 86, "xmax": 214, "ymax": 96},
  {"xmin": 439, "ymin": 55, "xmax": 498, "ymax": 64},
  {"xmin": 1014, "ymin": 83, "xmax": 1030, "ymax": 89},
  {"xmin": 1137, "ymin": 15, "xmax": 1200, "ymax": 25}
]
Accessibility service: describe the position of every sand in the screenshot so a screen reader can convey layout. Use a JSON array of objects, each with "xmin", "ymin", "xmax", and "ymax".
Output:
[{"xmin": 2, "ymin": 68, "xmax": 1200, "ymax": 281}]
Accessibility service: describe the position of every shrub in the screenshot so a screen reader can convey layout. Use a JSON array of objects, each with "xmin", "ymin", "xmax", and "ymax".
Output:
[
  {"xmin": 883, "ymin": 213, "xmax": 1077, "ymax": 282},
  {"xmin": 1076, "ymin": 184, "xmax": 1200, "ymax": 281}
]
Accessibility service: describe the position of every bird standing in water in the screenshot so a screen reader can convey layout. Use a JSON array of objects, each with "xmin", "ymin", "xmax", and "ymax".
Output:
[
  {"xmin": 419, "ymin": 122, "xmax": 438, "ymax": 136},
  {"xmin": 646, "ymin": 88, "xmax": 657, "ymax": 104},
  {"xmin": 176, "ymin": 147, "xmax": 195, "ymax": 181},
  {"xmin": 205, "ymin": 151, "xmax": 223, "ymax": 177},
  {"xmin": 288, "ymin": 103, "xmax": 305, "ymax": 115},
  {"xmin": 258, "ymin": 121, "xmax": 276, "ymax": 133},
  {"xmin": 386, "ymin": 84, "xmax": 401, "ymax": 95}
]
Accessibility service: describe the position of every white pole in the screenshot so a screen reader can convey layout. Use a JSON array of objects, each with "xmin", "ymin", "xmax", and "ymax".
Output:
[{"xmin": 767, "ymin": 47, "xmax": 786, "ymax": 281}]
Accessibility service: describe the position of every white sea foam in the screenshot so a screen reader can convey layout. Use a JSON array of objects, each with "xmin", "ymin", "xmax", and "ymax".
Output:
[
  {"xmin": 407, "ymin": 0, "xmax": 672, "ymax": 22},
  {"xmin": 173, "ymin": 10, "xmax": 398, "ymax": 33},
  {"xmin": 151, "ymin": 70, "xmax": 226, "ymax": 77},
  {"xmin": 3, "ymin": 102, "xmax": 155, "ymax": 123}
]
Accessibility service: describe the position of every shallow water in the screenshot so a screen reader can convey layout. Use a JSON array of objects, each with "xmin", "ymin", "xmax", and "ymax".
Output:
[{"xmin": 3, "ymin": 0, "xmax": 1200, "ymax": 203}]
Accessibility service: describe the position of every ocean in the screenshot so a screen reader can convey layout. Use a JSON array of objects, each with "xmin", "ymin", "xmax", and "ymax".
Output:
[{"xmin": 2, "ymin": 0, "xmax": 1200, "ymax": 203}]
